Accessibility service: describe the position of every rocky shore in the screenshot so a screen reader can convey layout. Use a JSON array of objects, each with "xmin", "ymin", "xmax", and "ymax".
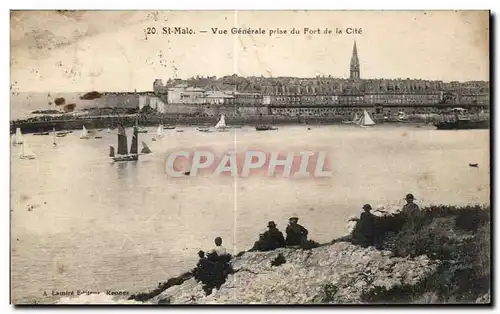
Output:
[
  {"xmin": 145, "ymin": 243, "xmax": 441, "ymax": 304},
  {"xmin": 57, "ymin": 205, "xmax": 491, "ymax": 305}
]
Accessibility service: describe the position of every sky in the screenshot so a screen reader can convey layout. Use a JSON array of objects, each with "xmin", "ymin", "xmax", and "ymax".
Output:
[{"xmin": 10, "ymin": 10, "xmax": 490, "ymax": 92}]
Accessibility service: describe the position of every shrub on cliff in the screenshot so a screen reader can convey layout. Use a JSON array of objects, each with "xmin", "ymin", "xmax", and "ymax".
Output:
[{"xmin": 353, "ymin": 204, "xmax": 490, "ymax": 303}]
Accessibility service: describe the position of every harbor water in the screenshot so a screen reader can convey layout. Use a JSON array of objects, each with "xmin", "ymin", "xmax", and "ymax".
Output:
[{"xmin": 10, "ymin": 125, "xmax": 490, "ymax": 303}]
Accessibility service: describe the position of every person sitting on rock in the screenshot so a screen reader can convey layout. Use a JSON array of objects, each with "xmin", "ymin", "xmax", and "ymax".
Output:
[
  {"xmin": 210, "ymin": 237, "xmax": 227, "ymax": 257},
  {"xmin": 193, "ymin": 250, "xmax": 214, "ymax": 287},
  {"xmin": 285, "ymin": 217, "xmax": 309, "ymax": 246},
  {"xmin": 263, "ymin": 221, "xmax": 286, "ymax": 250},
  {"xmin": 250, "ymin": 233, "xmax": 268, "ymax": 252},
  {"xmin": 352, "ymin": 204, "xmax": 377, "ymax": 247}
]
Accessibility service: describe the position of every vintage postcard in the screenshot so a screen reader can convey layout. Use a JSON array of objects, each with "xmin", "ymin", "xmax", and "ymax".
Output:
[{"xmin": 10, "ymin": 10, "xmax": 491, "ymax": 305}]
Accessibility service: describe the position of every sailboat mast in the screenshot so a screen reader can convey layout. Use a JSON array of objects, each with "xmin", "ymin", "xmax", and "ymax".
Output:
[
  {"xmin": 117, "ymin": 124, "xmax": 128, "ymax": 155},
  {"xmin": 130, "ymin": 126, "xmax": 139, "ymax": 155}
]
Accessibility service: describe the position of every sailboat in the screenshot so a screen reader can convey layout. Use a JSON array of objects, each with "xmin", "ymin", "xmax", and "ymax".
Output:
[
  {"xmin": 52, "ymin": 127, "xmax": 57, "ymax": 147},
  {"xmin": 80, "ymin": 125, "xmax": 90, "ymax": 139},
  {"xmin": 141, "ymin": 141, "xmax": 152, "ymax": 154},
  {"xmin": 357, "ymin": 110, "xmax": 376, "ymax": 128},
  {"xmin": 109, "ymin": 125, "xmax": 139, "ymax": 162},
  {"xmin": 215, "ymin": 114, "xmax": 229, "ymax": 132},
  {"xmin": 19, "ymin": 140, "xmax": 36, "ymax": 160},
  {"xmin": 13, "ymin": 128, "xmax": 24, "ymax": 145},
  {"xmin": 157, "ymin": 124, "xmax": 164, "ymax": 138}
]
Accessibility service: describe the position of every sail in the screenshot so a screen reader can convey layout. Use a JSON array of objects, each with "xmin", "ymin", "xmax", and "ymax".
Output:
[
  {"xmin": 117, "ymin": 125, "xmax": 128, "ymax": 155},
  {"xmin": 20, "ymin": 142, "xmax": 36, "ymax": 158},
  {"xmin": 157, "ymin": 125, "xmax": 164, "ymax": 137},
  {"xmin": 215, "ymin": 114, "xmax": 226, "ymax": 129},
  {"xmin": 129, "ymin": 127, "xmax": 139, "ymax": 155},
  {"xmin": 361, "ymin": 110, "xmax": 375, "ymax": 126},
  {"xmin": 140, "ymin": 141, "xmax": 152, "ymax": 154},
  {"xmin": 109, "ymin": 146, "xmax": 115, "ymax": 157},
  {"xmin": 14, "ymin": 128, "xmax": 23, "ymax": 144},
  {"xmin": 355, "ymin": 113, "xmax": 363, "ymax": 125},
  {"xmin": 80, "ymin": 125, "xmax": 89, "ymax": 138}
]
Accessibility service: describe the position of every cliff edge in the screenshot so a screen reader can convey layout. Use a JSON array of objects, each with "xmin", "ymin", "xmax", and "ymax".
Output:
[{"xmin": 58, "ymin": 205, "xmax": 490, "ymax": 305}]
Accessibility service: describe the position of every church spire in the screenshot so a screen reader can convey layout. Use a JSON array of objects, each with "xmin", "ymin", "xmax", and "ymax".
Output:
[{"xmin": 350, "ymin": 40, "xmax": 360, "ymax": 80}]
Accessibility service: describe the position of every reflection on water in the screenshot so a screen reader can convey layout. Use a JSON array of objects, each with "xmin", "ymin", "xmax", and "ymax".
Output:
[{"xmin": 10, "ymin": 125, "xmax": 490, "ymax": 303}]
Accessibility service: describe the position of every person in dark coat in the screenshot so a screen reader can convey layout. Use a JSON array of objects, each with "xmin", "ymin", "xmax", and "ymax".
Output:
[
  {"xmin": 193, "ymin": 250, "xmax": 214, "ymax": 293},
  {"xmin": 263, "ymin": 221, "xmax": 286, "ymax": 250},
  {"xmin": 402, "ymin": 193, "xmax": 420, "ymax": 217},
  {"xmin": 285, "ymin": 217, "xmax": 309, "ymax": 246},
  {"xmin": 353, "ymin": 204, "xmax": 377, "ymax": 247},
  {"xmin": 250, "ymin": 233, "xmax": 268, "ymax": 251}
]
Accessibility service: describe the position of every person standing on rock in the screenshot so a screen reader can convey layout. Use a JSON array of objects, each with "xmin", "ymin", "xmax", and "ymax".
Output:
[
  {"xmin": 285, "ymin": 217, "xmax": 309, "ymax": 246},
  {"xmin": 402, "ymin": 193, "xmax": 420, "ymax": 217},
  {"xmin": 263, "ymin": 221, "xmax": 286, "ymax": 250}
]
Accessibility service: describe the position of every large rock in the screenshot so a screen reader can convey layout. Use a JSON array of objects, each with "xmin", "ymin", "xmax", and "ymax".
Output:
[{"xmin": 153, "ymin": 242, "xmax": 440, "ymax": 304}]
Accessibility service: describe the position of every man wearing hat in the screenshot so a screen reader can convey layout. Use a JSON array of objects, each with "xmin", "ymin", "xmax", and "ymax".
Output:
[
  {"xmin": 285, "ymin": 217, "xmax": 309, "ymax": 246},
  {"xmin": 352, "ymin": 204, "xmax": 377, "ymax": 247},
  {"xmin": 263, "ymin": 221, "xmax": 286, "ymax": 250},
  {"xmin": 402, "ymin": 193, "xmax": 420, "ymax": 217}
]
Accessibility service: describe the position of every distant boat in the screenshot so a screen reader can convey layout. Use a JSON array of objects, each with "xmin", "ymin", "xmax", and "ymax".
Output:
[
  {"xmin": 163, "ymin": 126, "xmax": 176, "ymax": 130},
  {"xmin": 52, "ymin": 127, "xmax": 57, "ymax": 147},
  {"xmin": 176, "ymin": 129, "xmax": 184, "ymax": 133},
  {"xmin": 197, "ymin": 127, "xmax": 212, "ymax": 133},
  {"xmin": 109, "ymin": 125, "xmax": 139, "ymax": 162},
  {"xmin": 215, "ymin": 114, "xmax": 228, "ymax": 132},
  {"xmin": 469, "ymin": 163, "xmax": 479, "ymax": 168},
  {"xmin": 14, "ymin": 128, "xmax": 23, "ymax": 145},
  {"xmin": 56, "ymin": 132, "xmax": 69, "ymax": 137},
  {"xmin": 134, "ymin": 117, "xmax": 148, "ymax": 133},
  {"xmin": 140, "ymin": 141, "xmax": 152, "ymax": 154},
  {"xmin": 434, "ymin": 119, "xmax": 489, "ymax": 130},
  {"xmin": 357, "ymin": 110, "xmax": 376, "ymax": 128},
  {"xmin": 33, "ymin": 131, "xmax": 50, "ymax": 136},
  {"xmin": 19, "ymin": 140, "xmax": 36, "ymax": 160},
  {"xmin": 342, "ymin": 112, "xmax": 360, "ymax": 124},
  {"xmin": 157, "ymin": 125, "xmax": 164, "ymax": 138},
  {"xmin": 80, "ymin": 125, "xmax": 90, "ymax": 139},
  {"xmin": 397, "ymin": 112, "xmax": 409, "ymax": 121},
  {"xmin": 255, "ymin": 125, "xmax": 278, "ymax": 131}
]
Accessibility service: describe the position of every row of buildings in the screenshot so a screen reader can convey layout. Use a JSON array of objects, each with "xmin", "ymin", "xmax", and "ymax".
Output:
[
  {"xmin": 142, "ymin": 84, "xmax": 488, "ymax": 108},
  {"xmin": 126, "ymin": 41, "xmax": 490, "ymax": 117}
]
